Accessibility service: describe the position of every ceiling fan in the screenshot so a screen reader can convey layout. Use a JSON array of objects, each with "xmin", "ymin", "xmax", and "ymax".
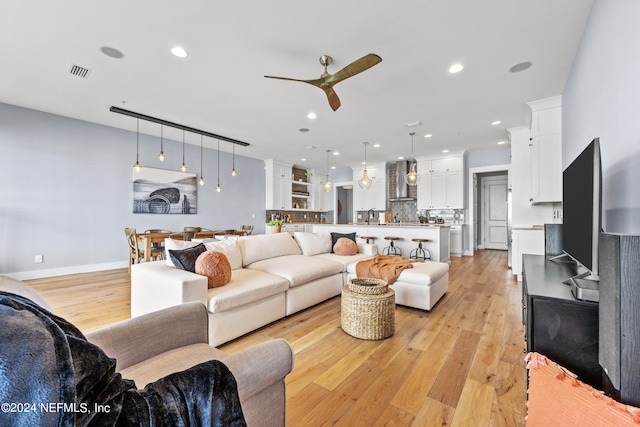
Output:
[{"xmin": 264, "ymin": 53, "xmax": 382, "ymax": 111}]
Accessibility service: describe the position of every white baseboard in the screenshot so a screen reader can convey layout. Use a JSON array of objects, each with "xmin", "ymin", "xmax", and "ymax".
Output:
[{"xmin": 6, "ymin": 261, "xmax": 128, "ymax": 281}]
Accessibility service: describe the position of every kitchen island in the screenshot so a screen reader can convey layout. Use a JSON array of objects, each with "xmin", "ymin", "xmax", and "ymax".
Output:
[{"xmin": 311, "ymin": 223, "xmax": 450, "ymax": 263}]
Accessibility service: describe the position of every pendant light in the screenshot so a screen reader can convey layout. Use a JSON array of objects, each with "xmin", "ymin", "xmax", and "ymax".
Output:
[
  {"xmin": 216, "ymin": 139, "xmax": 221, "ymax": 192},
  {"xmin": 199, "ymin": 135, "xmax": 205, "ymax": 186},
  {"xmin": 158, "ymin": 124, "xmax": 166, "ymax": 161},
  {"xmin": 358, "ymin": 142, "xmax": 372, "ymax": 190},
  {"xmin": 180, "ymin": 130, "xmax": 187, "ymax": 172},
  {"xmin": 323, "ymin": 149, "xmax": 332, "ymax": 192},
  {"xmin": 133, "ymin": 118, "xmax": 141, "ymax": 172},
  {"xmin": 405, "ymin": 132, "xmax": 420, "ymax": 186},
  {"xmin": 231, "ymin": 143, "xmax": 237, "ymax": 176}
]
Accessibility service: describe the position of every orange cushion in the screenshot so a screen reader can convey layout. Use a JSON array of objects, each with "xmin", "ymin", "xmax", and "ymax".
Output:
[
  {"xmin": 333, "ymin": 237, "xmax": 358, "ymax": 256},
  {"xmin": 195, "ymin": 251, "xmax": 232, "ymax": 288},
  {"xmin": 526, "ymin": 352, "xmax": 640, "ymax": 426}
]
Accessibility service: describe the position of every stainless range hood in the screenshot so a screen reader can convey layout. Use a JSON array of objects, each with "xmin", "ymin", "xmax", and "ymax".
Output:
[{"xmin": 389, "ymin": 161, "xmax": 415, "ymax": 201}]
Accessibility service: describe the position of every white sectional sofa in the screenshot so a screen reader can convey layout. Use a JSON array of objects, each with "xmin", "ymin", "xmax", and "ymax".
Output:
[{"xmin": 131, "ymin": 231, "xmax": 449, "ymax": 346}]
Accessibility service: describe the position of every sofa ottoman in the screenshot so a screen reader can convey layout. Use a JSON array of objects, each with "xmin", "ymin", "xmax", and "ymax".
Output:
[{"xmin": 346, "ymin": 259, "xmax": 449, "ymax": 311}]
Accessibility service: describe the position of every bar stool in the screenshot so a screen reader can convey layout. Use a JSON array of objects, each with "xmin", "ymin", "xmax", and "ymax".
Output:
[
  {"xmin": 383, "ymin": 236, "xmax": 402, "ymax": 256},
  {"xmin": 360, "ymin": 236, "xmax": 376, "ymax": 244},
  {"xmin": 410, "ymin": 238, "xmax": 431, "ymax": 260}
]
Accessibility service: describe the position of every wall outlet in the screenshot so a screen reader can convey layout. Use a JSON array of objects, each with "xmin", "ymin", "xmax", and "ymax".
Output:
[{"xmin": 35, "ymin": 255, "xmax": 44, "ymax": 264}]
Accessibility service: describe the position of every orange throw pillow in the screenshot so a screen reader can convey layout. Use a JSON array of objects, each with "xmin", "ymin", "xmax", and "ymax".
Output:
[
  {"xmin": 334, "ymin": 237, "xmax": 358, "ymax": 256},
  {"xmin": 195, "ymin": 251, "xmax": 232, "ymax": 288}
]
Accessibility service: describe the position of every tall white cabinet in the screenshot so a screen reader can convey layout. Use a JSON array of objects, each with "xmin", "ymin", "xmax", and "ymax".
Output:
[
  {"xmin": 527, "ymin": 96, "xmax": 562, "ymax": 204},
  {"xmin": 265, "ymin": 159, "xmax": 292, "ymax": 210},
  {"xmin": 416, "ymin": 155, "xmax": 464, "ymax": 210}
]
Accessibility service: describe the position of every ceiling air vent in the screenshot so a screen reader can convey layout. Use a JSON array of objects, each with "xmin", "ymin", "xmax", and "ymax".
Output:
[{"xmin": 69, "ymin": 64, "xmax": 91, "ymax": 79}]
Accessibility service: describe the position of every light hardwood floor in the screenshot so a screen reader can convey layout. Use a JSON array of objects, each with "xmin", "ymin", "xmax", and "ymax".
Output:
[{"xmin": 26, "ymin": 249, "xmax": 526, "ymax": 426}]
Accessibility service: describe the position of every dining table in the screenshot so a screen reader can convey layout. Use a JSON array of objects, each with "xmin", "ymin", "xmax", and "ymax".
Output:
[{"xmin": 136, "ymin": 231, "xmax": 172, "ymax": 262}]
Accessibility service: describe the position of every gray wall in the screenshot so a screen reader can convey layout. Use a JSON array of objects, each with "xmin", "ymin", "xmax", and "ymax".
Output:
[
  {"xmin": 0, "ymin": 103, "xmax": 266, "ymax": 278},
  {"xmin": 563, "ymin": 0, "xmax": 640, "ymax": 234}
]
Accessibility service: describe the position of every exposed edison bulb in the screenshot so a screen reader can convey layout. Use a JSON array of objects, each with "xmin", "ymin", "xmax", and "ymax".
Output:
[
  {"xmin": 231, "ymin": 168, "xmax": 237, "ymax": 177},
  {"xmin": 216, "ymin": 184, "xmax": 221, "ymax": 192},
  {"xmin": 158, "ymin": 151, "xmax": 165, "ymax": 161},
  {"xmin": 181, "ymin": 163, "xmax": 187, "ymax": 172},
  {"xmin": 134, "ymin": 161, "xmax": 141, "ymax": 172},
  {"xmin": 199, "ymin": 177, "xmax": 205, "ymax": 186}
]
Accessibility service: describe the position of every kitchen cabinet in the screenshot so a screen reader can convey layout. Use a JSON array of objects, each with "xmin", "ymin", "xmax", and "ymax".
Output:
[
  {"xmin": 265, "ymin": 159, "xmax": 292, "ymax": 210},
  {"xmin": 352, "ymin": 163, "xmax": 387, "ymax": 211},
  {"xmin": 527, "ymin": 96, "xmax": 562, "ymax": 204},
  {"xmin": 511, "ymin": 227, "xmax": 544, "ymax": 281},
  {"xmin": 417, "ymin": 155, "xmax": 464, "ymax": 209},
  {"xmin": 450, "ymin": 225, "xmax": 465, "ymax": 256}
]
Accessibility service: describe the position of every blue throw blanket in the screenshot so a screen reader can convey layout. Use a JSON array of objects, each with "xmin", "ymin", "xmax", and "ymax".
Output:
[{"xmin": 0, "ymin": 292, "xmax": 246, "ymax": 426}]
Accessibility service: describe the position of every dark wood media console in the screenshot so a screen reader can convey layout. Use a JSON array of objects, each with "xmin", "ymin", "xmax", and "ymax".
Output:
[{"xmin": 522, "ymin": 254, "xmax": 601, "ymax": 389}]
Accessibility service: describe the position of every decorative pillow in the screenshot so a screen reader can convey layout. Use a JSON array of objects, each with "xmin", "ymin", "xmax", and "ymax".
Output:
[
  {"xmin": 293, "ymin": 232, "xmax": 332, "ymax": 256},
  {"xmin": 330, "ymin": 232, "xmax": 356, "ymax": 253},
  {"xmin": 195, "ymin": 251, "xmax": 232, "ymax": 288},
  {"xmin": 238, "ymin": 233, "xmax": 302, "ymax": 266},
  {"xmin": 333, "ymin": 237, "xmax": 358, "ymax": 256},
  {"xmin": 164, "ymin": 238, "xmax": 200, "ymax": 266},
  {"xmin": 204, "ymin": 239, "xmax": 243, "ymax": 270},
  {"xmin": 168, "ymin": 243, "xmax": 206, "ymax": 272}
]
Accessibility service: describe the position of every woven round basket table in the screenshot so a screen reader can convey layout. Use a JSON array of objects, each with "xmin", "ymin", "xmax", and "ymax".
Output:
[{"xmin": 341, "ymin": 278, "xmax": 395, "ymax": 340}]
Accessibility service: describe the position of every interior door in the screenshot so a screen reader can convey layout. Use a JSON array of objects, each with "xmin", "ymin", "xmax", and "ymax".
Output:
[{"xmin": 483, "ymin": 175, "xmax": 508, "ymax": 250}]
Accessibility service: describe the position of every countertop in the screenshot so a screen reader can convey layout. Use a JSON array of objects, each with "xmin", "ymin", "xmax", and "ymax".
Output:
[{"xmin": 313, "ymin": 223, "xmax": 453, "ymax": 228}]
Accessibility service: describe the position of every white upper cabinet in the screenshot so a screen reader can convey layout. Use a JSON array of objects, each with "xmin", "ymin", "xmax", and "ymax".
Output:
[
  {"xmin": 416, "ymin": 155, "xmax": 464, "ymax": 209},
  {"xmin": 265, "ymin": 159, "xmax": 292, "ymax": 210},
  {"xmin": 527, "ymin": 96, "xmax": 562, "ymax": 204},
  {"xmin": 352, "ymin": 163, "xmax": 387, "ymax": 211}
]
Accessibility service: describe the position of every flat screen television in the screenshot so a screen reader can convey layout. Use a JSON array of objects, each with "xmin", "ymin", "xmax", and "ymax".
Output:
[{"xmin": 561, "ymin": 137, "xmax": 602, "ymax": 282}]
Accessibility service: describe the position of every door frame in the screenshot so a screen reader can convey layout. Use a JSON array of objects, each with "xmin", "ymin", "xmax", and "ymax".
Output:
[
  {"xmin": 332, "ymin": 181, "xmax": 353, "ymax": 224},
  {"xmin": 466, "ymin": 164, "xmax": 510, "ymax": 256}
]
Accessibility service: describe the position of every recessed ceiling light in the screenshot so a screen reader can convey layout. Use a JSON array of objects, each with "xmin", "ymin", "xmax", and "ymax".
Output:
[
  {"xmin": 373, "ymin": 144, "xmax": 381, "ymax": 148},
  {"xmin": 301, "ymin": 158, "xmax": 307, "ymax": 161},
  {"xmin": 509, "ymin": 61, "xmax": 532, "ymax": 73},
  {"xmin": 449, "ymin": 64, "xmax": 464, "ymax": 73},
  {"xmin": 333, "ymin": 151, "xmax": 339, "ymax": 156},
  {"xmin": 307, "ymin": 112, "xmax": 317, "ymax": 119},
  {"xmin": 442, "ymin": 149, "xmax": 449, "ymax": 153},
  {"xmin": 331, "ymin": 166, "xmax": 336, "ymax": 169},
  {"xmin": 398, "ymin": 156, "xmax": 405, "ymax": 160},
  {"xmin": 424, "ymin": 134, "xmax": 432, "ymax": 138},
  {"xmin": 171, "ymin": 47, "xmax": 188, "ymax": 58},
  {"xmin": 299, "ymin": 128, "xmax": 310, "ymax": 133},
  {"xmin": 491, "ymin": 120, "xmax": 502, "ymax": 126},
  {"xmin": 497, "ymin": 141, "xmax": 506, "ymax": 145},
  {"xmin": 305, "ymin": 145, "xmax": 316, "ymax": 150},
  {"xmin": 100, "ymin": 46, "xmax": 124, "ymax": 59}
]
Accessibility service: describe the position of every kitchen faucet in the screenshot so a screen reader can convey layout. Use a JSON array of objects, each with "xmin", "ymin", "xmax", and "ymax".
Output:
[{"xmin": 367, "ymin": 208, "xmax": 375, "ymax": 225}]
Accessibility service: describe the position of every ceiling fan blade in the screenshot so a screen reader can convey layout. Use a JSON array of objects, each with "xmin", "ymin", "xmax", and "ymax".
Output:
[
  {"xmin": 322, "ymin": 86, "xmax": 341, "ymax": 111},
  {"xmin": 264, "ymin": 75, "xmax": 324, "ymax": 88},
  {"xmin": 326, "ymin": 53, "xmax": 382, "ymax": 85}
]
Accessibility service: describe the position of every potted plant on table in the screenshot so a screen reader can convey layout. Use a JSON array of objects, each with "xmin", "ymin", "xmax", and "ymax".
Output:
[{"xmin": 268, "ymin": 219, "xmax": 284, "ymax": 233}]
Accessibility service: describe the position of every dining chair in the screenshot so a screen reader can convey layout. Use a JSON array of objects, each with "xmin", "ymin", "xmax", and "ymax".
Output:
[
  {"xmin": 125, "ymin": 228, "xmax": 163, "ymax": 272},
  {"xmin": 241, "ymin": 225, "xmax": 254, "ymax": 236},
  {"xmin": 183, "ymin": 227, "xmax": 202, "ymax": 241}
]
